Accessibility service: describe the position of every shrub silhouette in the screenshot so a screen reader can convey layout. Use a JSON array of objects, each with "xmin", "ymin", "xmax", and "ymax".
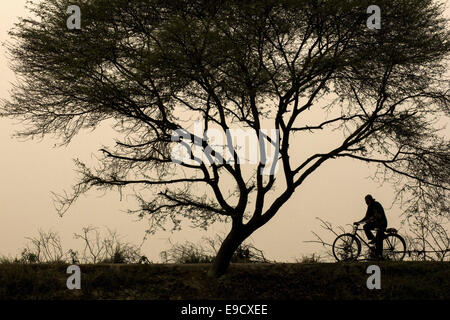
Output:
[
  {"xmin": 160, "ymin": 235, "xmax": 269, "ymax": 264},
  {"xmin": 4, "ymin": 227, "xmax": 146, "ymax": 264}
]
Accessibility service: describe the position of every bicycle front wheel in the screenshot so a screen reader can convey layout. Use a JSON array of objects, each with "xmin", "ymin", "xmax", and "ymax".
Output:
[
  {"xmin": 332, "ymin": 233, "xmax": 361, "ymax": 262},
  {"xmin": 383, "ymin": 234, "xmax": 406, "ymax": 261}
]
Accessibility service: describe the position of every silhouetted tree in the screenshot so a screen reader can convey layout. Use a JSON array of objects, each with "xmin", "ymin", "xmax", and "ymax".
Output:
[{"xmin": 1, "ymin": 0, "xmax": 449, "ymax": 276}]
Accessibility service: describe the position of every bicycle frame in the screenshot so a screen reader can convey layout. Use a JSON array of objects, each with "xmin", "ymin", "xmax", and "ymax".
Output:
[{"xmin": 351, "ymin": 224, "xmax": 378, "ymax": 251}]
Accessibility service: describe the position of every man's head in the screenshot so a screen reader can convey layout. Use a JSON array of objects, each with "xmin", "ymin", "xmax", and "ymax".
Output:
[{"xmin": 365, "ymin": 194, "xmax": 374, "ymax": 205}]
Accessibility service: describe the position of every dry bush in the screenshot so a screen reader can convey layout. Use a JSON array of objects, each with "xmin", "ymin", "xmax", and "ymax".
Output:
[
  {"xmin": 18, "ymin": 229, "xmax": 65, "ymax": 263},
  {"xmin": 402, "ymin": 214, "xmax": 449, "ymax": 261},
  {"xmin": 11, "ymin": 227, "xmax": 148, "ymax": 264},
  {"xmin": 160, "ymin": 234, "xmax": 270, "ymax": 264},
  {"xmin": 73, "ymin": 226, "xmax": 145, "ymax": 264}
]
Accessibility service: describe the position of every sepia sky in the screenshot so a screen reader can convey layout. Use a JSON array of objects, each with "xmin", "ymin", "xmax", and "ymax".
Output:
[{"xmin": 0, "ymin": 1, "xmax": 448, "ymax": 262}]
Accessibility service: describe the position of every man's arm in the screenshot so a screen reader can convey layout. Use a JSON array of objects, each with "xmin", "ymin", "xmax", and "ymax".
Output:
[
  {"xmin": 354, "ymin": 207, "xmax": 373, "ymax": 224},
  {"xmin": 354, "ymin": 217, "xmax": 368, "ymax": 224}
]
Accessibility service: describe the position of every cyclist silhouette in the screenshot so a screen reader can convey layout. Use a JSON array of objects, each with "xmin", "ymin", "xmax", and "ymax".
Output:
[{"xmin": 354, "ymin": 194, "xmax": 388, "ymax": 259}]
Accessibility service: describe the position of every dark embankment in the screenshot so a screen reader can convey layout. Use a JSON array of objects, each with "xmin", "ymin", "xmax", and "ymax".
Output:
[{"xmin": 0, "ymin": 262, "xmax": 448, "ymax": 300}]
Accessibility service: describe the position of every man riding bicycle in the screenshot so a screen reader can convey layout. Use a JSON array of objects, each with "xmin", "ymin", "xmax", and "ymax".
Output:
[{"xmin": 354, "ymin": 194, "xmax": 388, "ymax": 259}]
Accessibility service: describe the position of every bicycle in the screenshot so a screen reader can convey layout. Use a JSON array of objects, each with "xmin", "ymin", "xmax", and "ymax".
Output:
[{"xmin": 332, "ymin": 223, "xmax": 406, "ymax": 262}]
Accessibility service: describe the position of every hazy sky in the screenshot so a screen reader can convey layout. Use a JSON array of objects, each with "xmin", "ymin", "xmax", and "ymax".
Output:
[{"xmin": 0, "ymin": 1, "xmax": 448, "ymax": 262}]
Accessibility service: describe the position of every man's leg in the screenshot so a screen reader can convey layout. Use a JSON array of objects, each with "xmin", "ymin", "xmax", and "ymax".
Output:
[
  {"xmin": 364, "ymin": 223, "xmax": 376, "ymax": 241},
  {"xmin": 375, "ymin": 227, "xmax": 385, "ymax": 258}
]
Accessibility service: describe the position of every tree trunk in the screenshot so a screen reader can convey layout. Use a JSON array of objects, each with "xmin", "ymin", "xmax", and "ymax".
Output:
[{"xmin": 207, "ymin": 227, "xmax": 247, "ymax": 278}]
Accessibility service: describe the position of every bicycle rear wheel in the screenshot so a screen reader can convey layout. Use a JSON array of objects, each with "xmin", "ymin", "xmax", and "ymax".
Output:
[
  {"xmin": 332, "ymin": 233, "xmax": 361, "ymax": 262},
  {"xmin": 383, "ymin": 233, "xmax": 406, "ymax": 261}
]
